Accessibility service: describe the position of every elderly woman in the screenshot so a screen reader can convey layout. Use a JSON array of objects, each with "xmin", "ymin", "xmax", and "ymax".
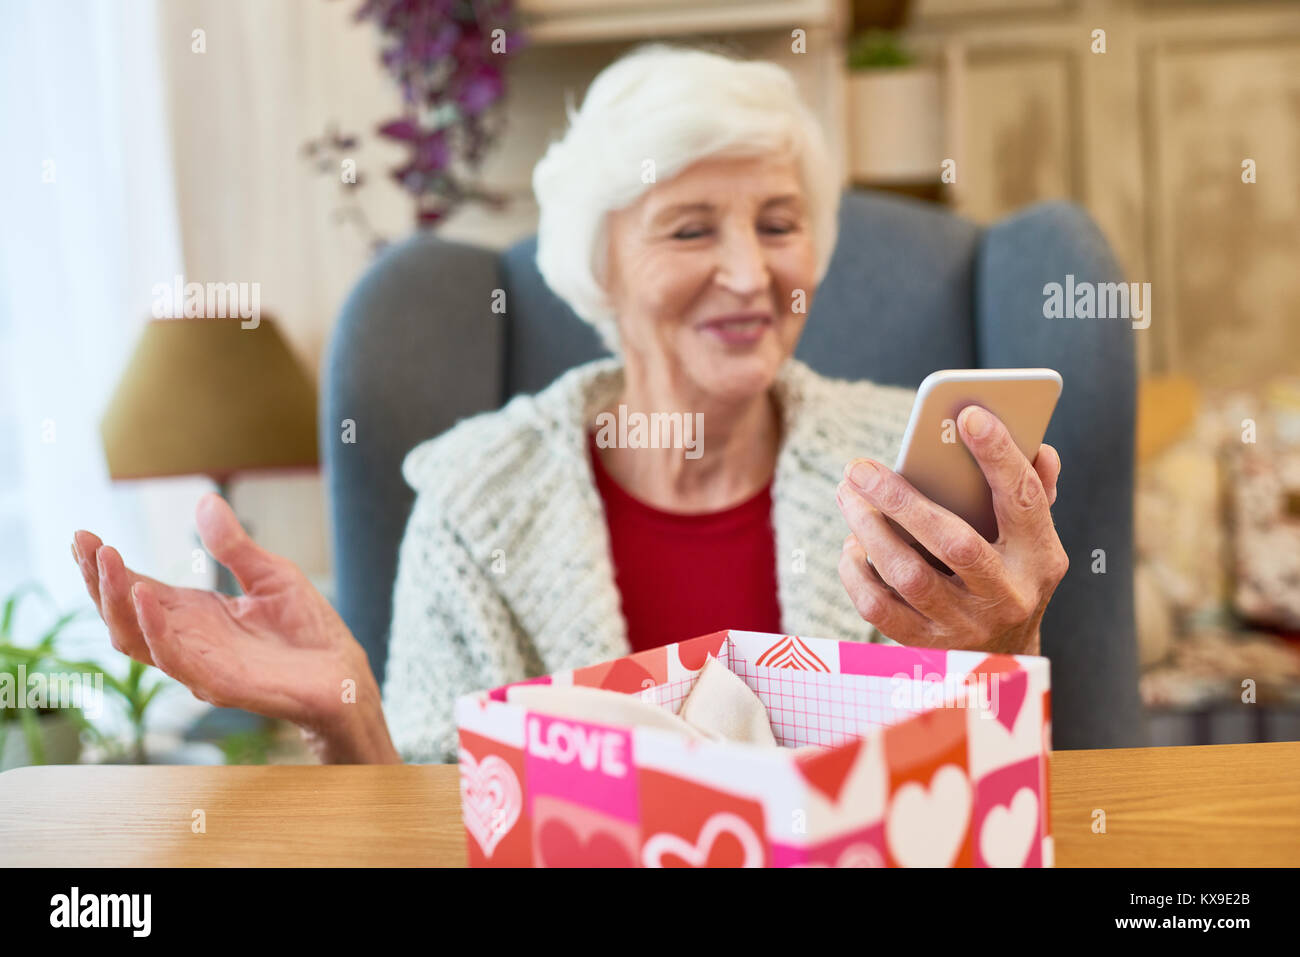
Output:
[{"xmin": 70, "ymin": 45, "xmax": 1067, "ymax": 765}]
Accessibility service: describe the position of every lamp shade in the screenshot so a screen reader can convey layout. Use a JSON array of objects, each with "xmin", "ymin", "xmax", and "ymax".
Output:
[{"xmin": 100, "ymin": 317, "xmax": 319, "ymax": 481}]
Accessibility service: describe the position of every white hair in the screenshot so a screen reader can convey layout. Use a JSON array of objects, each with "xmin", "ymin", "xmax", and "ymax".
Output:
[{"xmin": 531, "ymin": 43, "xmax": 840, "ymax": 353}]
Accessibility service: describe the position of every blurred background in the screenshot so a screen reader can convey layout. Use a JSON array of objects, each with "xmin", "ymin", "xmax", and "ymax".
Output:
[{"xmin": 1, "ymin": 0, "xmax": 1297, "ymax": 766}]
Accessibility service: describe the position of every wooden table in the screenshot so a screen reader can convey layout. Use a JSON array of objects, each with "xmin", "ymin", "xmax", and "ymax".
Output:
[{"xmin": 2, "ymin": 742, "xmax": 1297, "ymax": 866}]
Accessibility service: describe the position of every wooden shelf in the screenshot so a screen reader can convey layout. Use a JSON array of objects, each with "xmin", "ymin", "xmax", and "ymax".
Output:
[
  {"xmin": 849, "ymin": 179, "xmax": 953, "ymax": 205},
  {"xmin": 515, "ymin": 0, "xmax": 843, "ymax": 44}
]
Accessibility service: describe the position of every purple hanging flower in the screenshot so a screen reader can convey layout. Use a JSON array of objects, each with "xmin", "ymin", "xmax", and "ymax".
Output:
[
  {"xmin": 455, "ymin": 64, "xmax": 504, "ymax": 116},
  {"xmin": 350, "ymin": 0, "xmax": 524, "ymax": 229}
]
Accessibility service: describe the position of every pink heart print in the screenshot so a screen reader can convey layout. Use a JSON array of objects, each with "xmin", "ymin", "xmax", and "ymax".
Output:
[{"xmin": 459, "ymin": 748, "xmax": 522, "ymax": 859}]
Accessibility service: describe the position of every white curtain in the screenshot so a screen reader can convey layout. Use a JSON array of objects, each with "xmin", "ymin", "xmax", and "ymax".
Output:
[{"xmin": 0, "ymin": 0, "xmax": 202, "ymax": 737}]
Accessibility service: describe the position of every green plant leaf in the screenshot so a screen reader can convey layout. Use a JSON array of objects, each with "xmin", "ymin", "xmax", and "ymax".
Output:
[
  {"xmin": 49, "ymin": 656, "xmax": 132, "ymax": 700},
  {"xmin": 126, "ymin": 658, "xmax": 147, "ymax": 694},
  {"xmin": 17, "ymin": 704, "xmax": 45, "ymax": 764},
  {"xmin": 847, "ymin": 29, "xmax": 916, "ymax": 71},
  {"xmin": 219, "ymin": 729, "xmax": 273, "ymax": 765},
  {"xmin": 0, "ymin": 643, "xmax": 51, "ymax": 664},
  {"xmin": 35, "ymin": 608, "xmax": 92, "ymax": 652},
  {"xmin": 138, "ymin": 680, "xmax": 167, "ymax": 713},
  {"xmin": 1, "ymin": 582, "xmax": 52, "ymax": 642}
]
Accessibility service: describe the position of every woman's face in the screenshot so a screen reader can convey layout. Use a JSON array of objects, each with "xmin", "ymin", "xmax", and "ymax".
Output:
[{"xmin": 602, "ymin": 151, "xmax": 818, "ymax": 404}]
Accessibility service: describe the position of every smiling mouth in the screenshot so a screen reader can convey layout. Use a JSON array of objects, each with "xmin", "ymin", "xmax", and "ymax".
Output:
[{"xmin": 696, "ymin": 313, "xmax": 774, "ymax": 343}]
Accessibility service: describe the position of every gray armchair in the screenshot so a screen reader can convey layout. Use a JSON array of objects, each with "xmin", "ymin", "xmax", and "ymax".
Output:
[{"xmin": 322, "ymin": 189, "xmax": 1146, "ymax": 751}]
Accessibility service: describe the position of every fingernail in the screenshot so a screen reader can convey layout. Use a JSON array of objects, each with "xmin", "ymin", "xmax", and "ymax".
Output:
[
  {"xmin": 848, "ymin": 460, "xmax": 881, "ymax": 492},
  {"xmin": 963, "ymin": 406, "xmax": 991, "ymax": 438},
  {"xmin": 71, "ymin": 542, "xmax": 80, "ymax": 564}
]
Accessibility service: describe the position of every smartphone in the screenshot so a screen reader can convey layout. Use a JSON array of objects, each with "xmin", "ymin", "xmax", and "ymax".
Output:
[{"xmin": 891, "ymin": 368, "xmax": 1063, "ymax": 550}]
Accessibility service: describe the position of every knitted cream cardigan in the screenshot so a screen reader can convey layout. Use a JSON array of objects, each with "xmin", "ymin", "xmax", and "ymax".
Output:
[{"xmin": 380, "ymin": 356, "xmax": 916, "ymax": 763}]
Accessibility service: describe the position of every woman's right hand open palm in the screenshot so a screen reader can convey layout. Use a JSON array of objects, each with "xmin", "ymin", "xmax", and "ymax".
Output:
[{"xmin": 71, "ymin": 492, "xmax": 394, "ymax": 760}]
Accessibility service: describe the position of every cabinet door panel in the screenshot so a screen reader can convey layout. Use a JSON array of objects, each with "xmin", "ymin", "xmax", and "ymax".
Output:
[
  {"xmin": 959, "ymin": 56, "xmax": 1076, "ymax": 223},
  {"xmin": 1149, "ymin": 43, "xmax": 1300, "ymax": 384}
]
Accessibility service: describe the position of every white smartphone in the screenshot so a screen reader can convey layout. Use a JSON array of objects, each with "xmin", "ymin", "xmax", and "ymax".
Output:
[{"xmin": 892, "ymin": 368, "xmax": 1063, "ymax": 548}]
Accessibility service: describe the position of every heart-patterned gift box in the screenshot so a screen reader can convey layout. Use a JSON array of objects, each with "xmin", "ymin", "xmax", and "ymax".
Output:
[{"xmin": 455, "ymin": 629, "xmax": 1052, "ymax": 868}]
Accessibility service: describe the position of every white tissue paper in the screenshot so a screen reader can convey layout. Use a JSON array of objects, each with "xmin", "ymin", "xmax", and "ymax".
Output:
[
  {"xmin": 678, "ymin": 654, "xmax": 779, "ymax": 747},
  {"xmin": 504, "ymin": 683, "xmax": 712, "ymax": 741}
]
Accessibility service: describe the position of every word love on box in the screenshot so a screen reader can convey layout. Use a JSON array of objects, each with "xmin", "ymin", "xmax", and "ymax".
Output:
[
  {"xmin": 455, "ymin": 629, "xmax": 1052, "ymax": 868},
  {"xmin": 527, "ymin": 717, "xmax": 630, "ymax": 776}
]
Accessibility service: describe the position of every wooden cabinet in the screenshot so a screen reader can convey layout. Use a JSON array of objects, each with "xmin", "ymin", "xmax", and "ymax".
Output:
[{"xmin": 907, "ymin": 0, "xmax": 1300, "ymax": 383}]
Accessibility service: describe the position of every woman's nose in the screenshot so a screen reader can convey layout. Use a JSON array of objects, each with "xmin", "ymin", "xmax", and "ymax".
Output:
[{"xmin": 714, "ymin": 229, "xmax": 771, "ymax": 297}]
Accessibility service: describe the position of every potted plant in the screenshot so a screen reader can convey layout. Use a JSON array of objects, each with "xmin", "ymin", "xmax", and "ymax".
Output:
[
  {"xmin": 0, "ymin": 584, "xmax": 99, "ymax": 770},
  {"xmin": 55, "ymin": 653, "xmax": 168, "ymax": 765},
  {"xmin": 845, "ymin": 29, "xmax": 945, "ymax": 184},
  {"xmin": 1, "ymin": 582, "xmax": 171, "ymax": 768}
]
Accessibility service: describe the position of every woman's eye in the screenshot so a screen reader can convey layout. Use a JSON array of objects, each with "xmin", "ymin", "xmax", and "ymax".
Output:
[
  {"xmin": 672, "ymin": 225, "xmax": 710, "ymax": 240},
  {"xmin": 760, "ymin": 221, "xmax": 796, "ymax": 235}
]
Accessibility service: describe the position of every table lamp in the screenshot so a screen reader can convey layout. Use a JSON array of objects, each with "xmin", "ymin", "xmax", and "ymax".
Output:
[{"xmin": 100, "ymin": 315, "xmax": 319, "ymax": 594}]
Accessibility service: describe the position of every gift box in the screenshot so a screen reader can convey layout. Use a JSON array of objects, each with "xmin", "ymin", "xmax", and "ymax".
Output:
[{"xmin": 455, "ymin": 629, "xmax": 1052, "ymax": 867}]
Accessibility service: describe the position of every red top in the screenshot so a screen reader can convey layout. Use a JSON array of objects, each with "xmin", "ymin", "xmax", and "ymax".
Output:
[{"xmin": 588, "ymin": 432, "xmax": 783, "ymax": 652}]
